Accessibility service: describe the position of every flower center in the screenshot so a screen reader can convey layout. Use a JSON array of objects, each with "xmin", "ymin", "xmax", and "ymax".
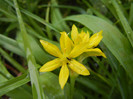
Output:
[{"xmin": 60, "ymin": 54, "xmax": 71, "ymax": 64}]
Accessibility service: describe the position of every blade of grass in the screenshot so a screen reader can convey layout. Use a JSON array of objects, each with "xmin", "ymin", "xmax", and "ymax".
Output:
[
  {"xmin": 0, "ymin": 34, "xmax": 24, "ymax": 57},
  {"xmin": 116, "ymin": 67, "xmax": 129, "ymax": 99},
  {"xmin": 13, "ymin": 0, "xmax": 45, "ymax": 98},
  {"xmin": 101, "ymin": 0, "xmax": 118, "ymax": 19},
  {"xmin": 0, "ymin": 73, "xmax": 30, "ymax": 96},
  {"xmin": 39, "ymin": 5, "xmax": 86, "ymax": 14},
  {"xmin": 0, "ymin": 59, "xmax": 13, "ymax": 79},
  {"xmin": 129, "ymin": 3, "xmax": 133, "ymax": 26},
  {"xmin": 4, "ymin": 0, "xmax": 59, "ymax": 33},
  {"xmin": 51, "ymin": 0, "xmax": 70, "ymax": 32},
  {"xmin": 6, "ymin": 23, "xmax": 18, "ymax": 33},
  {"xmin": 7, "ymin": 87, "xmax": 32, "ymax": 99},
  {"xmin": 82, "ymin": 0, "xmax": 112, "ymax": 23},
  {"xmin": 45, "ymin": 3, "xmax": 53, "ymax": 40},
  {"xmin": 0, "ymin": 59, "xmax": 32, "ymax": 99},
  {"xmin": 0, "ymin": 48, "xmax": 26, "ymax": 73},
  {"xmin": 27, "ymin": 17, "xmax": 46, "ymax": 37},
  {"xmin": 115, "ymin": 0, "xmax": 128, "ymax": 18},
  {"xmin": 5, "ymin": 0, "xmax": 60, "ymax": 40},
  {"xmin": 21, "ymin": 9, "xmax": 60, "ymax": 33},
  {"xmin": 0, "ymin": 17, "xmax": 16, "ymax": 22},
  {"xmin": 111, "ymin": 0, "xmax": 133, "ymax": 47},
  {"xmin": 0, "ymin": 73, "xmax": 32, "ymax": 99},
  {"xmin": 25, "ymin": 24, "xmax": 59, "ymax": 46},
  {"xmin": 77, "ymin": 77, "xmax": 109, "ymax": 97},
  {"xmin": 0, "ymin": 8, "xmax": 16, "ymax": 20},
  {"xmin": 0, "ymin": 0, "xmax": 16, "ymax": 19},
  {"xmin": 103, "ymin": 44, "xmax": 130, "ymax": 99},
  {"xmin": 16, "ymin": 32, "xmax": 54, "ymax": 64}
]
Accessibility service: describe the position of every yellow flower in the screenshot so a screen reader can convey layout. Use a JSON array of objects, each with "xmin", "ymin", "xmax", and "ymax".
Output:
[
  {"xmin": 39, "ymin": 31, "xmax": 90, "ymax": 89},
  {"xmin": 39, "ymin": 24, "xmax": 106, "ymax": 89},
  {"xmin": 71, "ymin": 24, "xmax": 106, "ymax": 58}
]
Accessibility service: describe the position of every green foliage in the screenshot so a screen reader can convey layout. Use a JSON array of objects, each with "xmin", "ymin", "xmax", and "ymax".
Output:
[{"xmin": 0, "ymin": 0, "xmax": 133, "ymax": 99}]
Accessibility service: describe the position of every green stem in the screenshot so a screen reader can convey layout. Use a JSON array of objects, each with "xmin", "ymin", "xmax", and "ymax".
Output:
[{"xmin": 70, "ymin": 71, "xmax": 78, "ymax": 99}]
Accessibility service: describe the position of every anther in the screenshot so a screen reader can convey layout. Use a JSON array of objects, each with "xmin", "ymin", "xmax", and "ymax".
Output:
[{"xmin": 66, "ymin": 57, "xmax": 71, "ymax": 61}]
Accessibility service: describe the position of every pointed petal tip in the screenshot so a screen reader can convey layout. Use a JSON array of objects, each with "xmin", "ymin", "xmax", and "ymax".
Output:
[
  {"xmin": 100, "ymin": 49, "xmax": 107, "ymax": 58},
  {"xmin": 103, "ymin": 54, "xmax": 107, "ymax": 58},
  {"xmin": 60, "ymin": 31, "xmax": 66, "ymax": 34},
  {"xmin": 100, "ymin": 30, "xmax": 103, "ymax": 32},
  {"xmin": 60, "ymin": 84, "xmax": 65, "ymax": 90},
  {"xmin": 82, "ymin": 70, "xmax": 90, "ymax": 76},
  {"xmin": 40, "ymin": 39, "xmax": 45, "ymax": 42},
  {"xmin": 72, "ymin": 24, "xmax": 76, "ymax": 27},
  {"xmin": 39, "ymin": 65, "xmax": 47, "ymax": 72},
  {"xmin": 40, "ymin": 40, "xmax": 46, "ymax": 44},
  {"xmin": 40, "ymin": 39, "xmax": 43, "ymax": 43},
  {"xmin": 87, "ymin": 31, "xmax": 90, "ymax": 34},
  {"xmin": 99, "ymin": 30, "xmax": 103, "ymax": 35},
  {"xmin": 81, "ymin": 30, "xmax": 84, "ymax": 33},
  {"xmin": 39, "ymin": 68, "xmax": 44, "ymax": 72},
  {"xmin": 59, "ymin": 78, "xmax": 66, "ymax": 90},
  {"xmin": 72, "ymin": 24, "xmax": 77, "ymax": 29},
  {"xmin": 59, "ymin": 64, "xmax": 69, "ymax": 90},
  {"xmin": 86, "ymin": 71, "xmax": 90, "ymax": 75},
  {"xmin": 40, "ymin": 40, "xmax": 48, "ymax": 47}
]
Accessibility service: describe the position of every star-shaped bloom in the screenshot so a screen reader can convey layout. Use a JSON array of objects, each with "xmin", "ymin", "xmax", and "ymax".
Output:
[
  {"xmin": 39, "ymin": 25, "xmax": 106, "ymax": 89},
  {"xmin": 39, "ymin": 31, "xmax": 90, "ymax": 89},
  {"xmin": 71, "ymin": 25, "xmax": 106, "ymax": 58}
]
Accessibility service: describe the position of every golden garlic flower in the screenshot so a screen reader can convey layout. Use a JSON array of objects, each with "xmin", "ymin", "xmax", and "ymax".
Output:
[
  {"xmin": 39, "ymin": 24, "xmax": 106, "ymax": 89},
  {"xmin": 71, "ymin": 25, "xmax": 106, "ymax": 58}
]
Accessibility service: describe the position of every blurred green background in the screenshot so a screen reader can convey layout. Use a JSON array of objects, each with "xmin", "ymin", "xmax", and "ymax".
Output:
[{"xmin": 0, "ymin": 0, "xmax": 133, "ymax": 99}]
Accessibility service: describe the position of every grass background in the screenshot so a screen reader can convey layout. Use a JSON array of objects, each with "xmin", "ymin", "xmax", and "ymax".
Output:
[{"xmin": 0, "ymin": 0, "xmax": 133, "ymax": 99}]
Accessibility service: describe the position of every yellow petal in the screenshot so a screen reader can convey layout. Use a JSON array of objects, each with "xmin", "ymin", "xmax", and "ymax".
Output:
[
  {"xmin": 71, "ymin": 24, "xmax": 79, "ymax": 44},
  {"xmin": 60, "ymin": 32, "xmax": 73, "ymax": 54},
  {"xmin": 68, "ymin": 42, "xmax": 89, "ymax": 58},
  {"xmin": 88, "ymin": 30, "xmax": 103, "ymax": 48},
  {"xmin": 79, "ymin": 30, "xmax": 86, "ymax": 38},
  {"xmin": 79, "ymin": 31, "xmax": 90, "ymax": 43},
  {"xmin": 39, "ymin": 58, "xmax": 61, "ymax": 72},
  {"xmin": 69, "ymin": 59, "xmax": 90, "ymax": 75},
  {"xmin": 73, "ymin": 35, "xmax": 82, "ymax": 45},
  {"xmin": 40, "ymin": 40, "xmax": 62, "ymax": 57},
  {"xmin": 59, "ymin": 63, "xmax": 69, "ymax": 89},
  {"xmin": 85, "ymin": 48, "xmax": 106, "ymax": 58}
]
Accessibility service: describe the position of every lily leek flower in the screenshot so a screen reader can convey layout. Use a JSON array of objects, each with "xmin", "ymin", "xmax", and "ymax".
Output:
[
  {"xmin": 71, "ymin": 25, "xmax": 106, "ymax": 58},
  {"xmin": 39, "ymin": 25, "xmax": 106, "ymax": 89},
  {"xmin": 39, "ymin": 32, "xmax": 90, "ymax": 89}
]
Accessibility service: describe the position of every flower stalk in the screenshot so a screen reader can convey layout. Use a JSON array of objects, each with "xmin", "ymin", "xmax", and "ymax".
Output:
[{"xmin": 70, "ymin": 70, "xmax": 78, "ymax": 99}]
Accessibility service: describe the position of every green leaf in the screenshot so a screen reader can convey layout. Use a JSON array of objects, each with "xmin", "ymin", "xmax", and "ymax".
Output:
[
  {"xmin": 0, "ymin": 34, "xmax": 24, "ymax": 57},
  {"xmin": 51, "ymin": 0, "xmax": 70, "ymax": 32},
  {"xmin": 0, "ymin": 48, "xmax": 26, "ymax": 73},
  {"xmin": 111, "ymin": 0, "xmax": 133, "ymax": 47},
  {"xmin": 40, "ymin": 72, "xmax": 66, "ymax": 99},
  {"xmin": 0, "ymin": 59, "xmax": 13, "ymax": 79},
  {"xmin": 13, "ymin": 0, "xmax": 45, "ymax": 98},
  {"xmin": 16, "ymin": 32, "xmax": 53, "ymax": 65},
  {"xmin": 129, "ymin": 3, "xmax": 133, "ymax": 26},
  {"xmin": 77, "ymin": 77, "xmax": 109, "ymax": 97},
  {"xmin": 0, "ymin": 0, "xmax": 16, "ymax": 20},
  {"xmin": 7, "ymin": 87, "xmax": 32, "ymax": 99},
  {"xmin": 0, "ymin": 73, "xmax": 30, "ymax": 96},
  {"xmin": 0, "ymin": 60, "xmax": 32, "ymax": 99},
  {"xmin": 65, "ymin": 15, "xmax": 133, "ymax": 81}
]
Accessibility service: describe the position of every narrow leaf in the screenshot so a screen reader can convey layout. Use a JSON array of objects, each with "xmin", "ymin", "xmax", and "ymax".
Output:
[
  {"xmin": 65, "ymin": 15, "xmax": 133, "ymax": 81},
  {"xmin": 13, "ymin": 0, "xmax": 45, "ymax": 98}
]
